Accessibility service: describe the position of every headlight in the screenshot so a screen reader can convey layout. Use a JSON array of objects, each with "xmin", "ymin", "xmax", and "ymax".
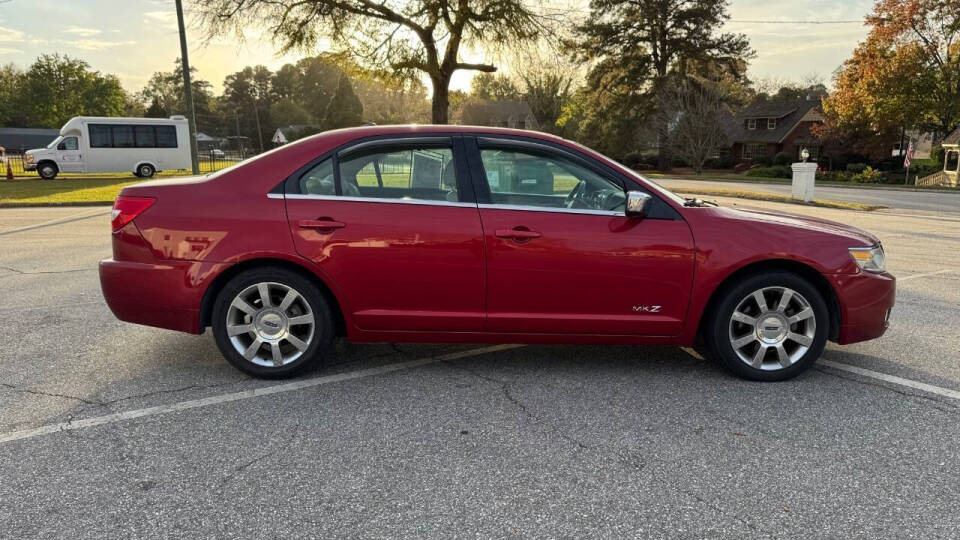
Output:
[
  {"xmin": 25, "ymin": 154, "xmax": 34, "ymax": 163},
  {"xmin": 849, "ymin": 244, "xmax": 886, "ymax": 273}
]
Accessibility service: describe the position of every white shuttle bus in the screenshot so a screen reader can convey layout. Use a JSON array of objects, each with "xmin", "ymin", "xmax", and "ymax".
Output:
[{"xmin": 24, "ymin": 116, "xmax": 191, "ymax": 180}]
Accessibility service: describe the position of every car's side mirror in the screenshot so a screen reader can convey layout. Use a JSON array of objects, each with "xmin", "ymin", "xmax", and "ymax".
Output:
[
  {"xmin": 57, "ymin": 143, "xmax": 66, "ymax": 150},
  {"xmin": 625, "ymin": 191, "xmax": 652, "ymax": 218}
]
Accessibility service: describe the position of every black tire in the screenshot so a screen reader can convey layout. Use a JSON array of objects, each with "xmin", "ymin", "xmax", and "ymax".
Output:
[
  {"xmin": 211, "ymin": 266, "xmax": 333, "ymax": 379},
  {"xmin": 704, "ymin": 271, "xmax": 829, "ymax": 382},
  {"xmin": 37, "ymin": 162, "xmax": 58, "ymax": 180},
  {"xmin": 136, "ymin": 163, "xmax": 155, "ymax": 178}
]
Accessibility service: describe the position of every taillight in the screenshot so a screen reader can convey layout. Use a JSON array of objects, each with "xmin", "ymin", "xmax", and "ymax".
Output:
[{"xmin": 111, "ymin": 196, "xmax": 155, "ymax": 231}]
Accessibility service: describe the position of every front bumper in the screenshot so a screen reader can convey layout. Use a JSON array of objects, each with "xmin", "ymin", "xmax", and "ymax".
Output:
[
  {"xmin": 23, "ymin": 164, "xmax": 36, "ymax": 171},
  {"xmin": 828, "ymin": 270, "xmax": 896, "ymax": 345}
]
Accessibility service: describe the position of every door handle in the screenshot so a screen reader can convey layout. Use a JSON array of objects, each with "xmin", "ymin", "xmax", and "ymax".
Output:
[
  {"xmin": 299, "ymin": 219, "xmax": 346, "ymax": 230},
  {"xmin": 495, "ymin": 228, "xmax": 541, "ymax": 240}
]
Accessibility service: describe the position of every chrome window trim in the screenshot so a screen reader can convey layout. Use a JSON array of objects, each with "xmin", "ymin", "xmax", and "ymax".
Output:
[
  {"xmin": 270, "ymin": 193, "xmax": 622, "ymax": 215},
  {"xmin": 281, "ymin": 193, "xmax": 477, "ymax": 208},
  {"xmin": 477, "ymin": 203, "xmax": 624, "ymax": 217}
]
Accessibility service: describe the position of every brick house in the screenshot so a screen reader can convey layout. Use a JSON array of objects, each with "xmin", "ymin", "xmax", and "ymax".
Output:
[{"xmin": 722, "ymin": 99, "xmax": 825, "ymax": 162}]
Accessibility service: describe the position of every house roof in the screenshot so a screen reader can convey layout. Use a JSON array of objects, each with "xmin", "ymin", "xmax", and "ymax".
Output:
[
  {"xmin": 0, "ymin": 127, "xmax": 60, "ymax": 152},
  {"xmin": 722, "ymin": 99, "xmax": 821, "ymax": 145},
  {"xmin": 459, "ymin": 100, "xmax": 538, "ymax": 127},
  {"xmin": 942, "ymin": 125, "xmax": 960, "ymax": 146}
]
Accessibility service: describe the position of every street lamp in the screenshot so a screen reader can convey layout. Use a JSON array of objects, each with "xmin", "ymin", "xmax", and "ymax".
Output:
[{"xmin": 801, "ymin": 147, "xmax": 810, "ymax": 163}]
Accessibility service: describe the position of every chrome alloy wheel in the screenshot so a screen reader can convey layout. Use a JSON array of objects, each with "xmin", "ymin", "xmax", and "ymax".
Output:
[
  {"xmin": 225, "ymin": 282, "xmax": 315, "ymax": 367},
  {"xmin": 727, "ymin": 286, "xmax": 816, "ymax": 371}
]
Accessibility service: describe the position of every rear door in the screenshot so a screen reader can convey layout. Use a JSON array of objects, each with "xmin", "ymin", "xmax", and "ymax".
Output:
[
  {"xmin": 467, "ymin": 137, "xmax": 695, "ymax": 336},
  {"xmin": 285, "ymin": 136, "xmax": 487, "ymax": 332}
]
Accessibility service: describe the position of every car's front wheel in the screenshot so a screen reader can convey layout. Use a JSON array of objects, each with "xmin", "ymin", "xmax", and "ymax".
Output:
[
  {"xmin": 211, "ymin": 267, "xmax": 333, "ymax": 378},
  {"xmin": 37, "ymin": 162, "xmax": 58, "ymax": 180},
  {"xmin": 705, "ymin": 271, "xmax": 829, "ymax": 381}
]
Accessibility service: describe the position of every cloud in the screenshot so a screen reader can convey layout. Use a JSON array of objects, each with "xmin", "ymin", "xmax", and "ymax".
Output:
[
  {"xmin": 63, "ymin": 26, "xmax": 102, "ymax": 37},
  {"xmin": 71, "ymin": 39, "xmax": 137, "ymax": 51},
  {"xmin": 144, "ymin": 10, "xmax": 177, "ymax": 30},
  {"xmin": 0, "ymin": 47, "xmax": 22, "ymax": 55},
  {"xmin": 0, "ymin": 25, "xmax": 25, "ymax": 43}
]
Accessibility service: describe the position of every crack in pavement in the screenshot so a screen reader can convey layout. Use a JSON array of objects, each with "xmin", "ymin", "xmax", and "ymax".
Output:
[
  {"xmin": 216, "ymin": 418, "xmax": 303, "ymax": 495},
  {"xmin": 0, "ymin": 265, "xmax": 96, "ymax": 276},
  {"xmin": 442, "ymin": 360, "xmax": 773, "ymax": 535},
  {"xmin": 0, "ymin": 382, "xmax": 102, "ymax": 406}
]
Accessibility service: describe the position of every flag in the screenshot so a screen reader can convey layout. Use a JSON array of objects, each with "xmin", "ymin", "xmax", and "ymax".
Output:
[{"xmin": 904, "ymin": 140, "xmax": 915, "ymax": 168}]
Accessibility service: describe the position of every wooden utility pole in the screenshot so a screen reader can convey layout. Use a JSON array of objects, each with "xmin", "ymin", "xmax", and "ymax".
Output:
[{"xmin": 175, "ymin": 0, "xmax": 200, "ymax": 175}]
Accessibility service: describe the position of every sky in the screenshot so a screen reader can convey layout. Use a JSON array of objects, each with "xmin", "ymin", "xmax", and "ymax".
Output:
[{"xmin": 0, "ymin": 0, "xmax": 875, "ymax": 97}]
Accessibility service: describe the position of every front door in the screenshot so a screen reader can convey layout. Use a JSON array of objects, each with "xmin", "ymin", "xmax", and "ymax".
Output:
[
  {"xmin": 285, "ymin": 137, "xmax": 486, "ymax": 332},
  {"xmin": 470, "ymin": 139, "xmax": 695, "ymax": 336},
  {"xmin": 57, "ymin": 136, "xmax": 84, "ymax": 173}
]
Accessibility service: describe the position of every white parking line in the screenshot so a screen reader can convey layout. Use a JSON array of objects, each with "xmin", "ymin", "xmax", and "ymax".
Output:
[
  {"xmin": 819, "ymin": 360, "xmax": 960, "ymax": 401},
  {"xmin": 0, "ymin": 344, "xmax": 523, "ymax": 445},
  {"xmin": 0, "ymin": 208, "xmax": 110, "ymax": 236},
  {"xmin": 898, "ymin": 269, "xmax": 957, "ymax": 282}
]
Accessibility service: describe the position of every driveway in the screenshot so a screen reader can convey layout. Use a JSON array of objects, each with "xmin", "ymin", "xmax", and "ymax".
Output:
[
  {"xmin": 1, "ymin": 203, "xmax": 959, "ymax": 537},
  {"xmin": 655, "ymin": 177, "xmax": 960, "ymax": 213}
]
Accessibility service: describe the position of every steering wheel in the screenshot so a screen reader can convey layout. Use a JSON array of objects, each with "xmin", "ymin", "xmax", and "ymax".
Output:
[{"xmin": 564, "ymin": 180, "xmax": 586, "ymax": 208}]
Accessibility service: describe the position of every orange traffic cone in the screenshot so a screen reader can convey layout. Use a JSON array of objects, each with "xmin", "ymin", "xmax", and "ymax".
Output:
[{"xmin": 5, "ymin": 160, "xmax": 11, "ymax": 180}]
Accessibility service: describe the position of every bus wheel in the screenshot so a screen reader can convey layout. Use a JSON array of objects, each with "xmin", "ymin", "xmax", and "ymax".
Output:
[
  {"xmin": 37, "ymin": 162, "xmax": 58, "ymax": 180},
  {"xmin": 136, "ymin": 164, "xmax": 155, "ymax": 178}
]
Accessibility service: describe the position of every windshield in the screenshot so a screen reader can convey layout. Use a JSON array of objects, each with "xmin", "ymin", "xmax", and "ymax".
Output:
[{"xmin": 45, "ymin": 136, "xmax": 63, "ymax": 149}]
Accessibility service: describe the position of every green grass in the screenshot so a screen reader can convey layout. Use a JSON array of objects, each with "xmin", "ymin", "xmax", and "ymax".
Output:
[{"xmin": 1, "ymin": 177, "xmax": 146, "ymax": 206}]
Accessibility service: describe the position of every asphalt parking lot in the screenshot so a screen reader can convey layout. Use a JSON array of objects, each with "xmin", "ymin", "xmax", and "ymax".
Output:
[{"xmin": 1, "ymin": 200, "xmax": 959, "ymax": 537}]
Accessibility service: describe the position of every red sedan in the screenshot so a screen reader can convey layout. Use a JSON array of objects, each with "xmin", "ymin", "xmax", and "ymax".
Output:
[{"xmin": 99, "ymin": 125, "xmax": 895, "ymax": 381}]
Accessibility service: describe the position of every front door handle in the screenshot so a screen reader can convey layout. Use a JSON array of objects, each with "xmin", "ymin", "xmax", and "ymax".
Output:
[
  {"xmin": 495, "ymin": 228, "xmax": 541, "ymax": 240},
  {"xmin": 299, "ymin": 219, "xmax": 346, "ymax": 230}
]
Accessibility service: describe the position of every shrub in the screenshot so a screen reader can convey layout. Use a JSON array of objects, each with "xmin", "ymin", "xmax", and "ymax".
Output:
[
  {"xmin": 752, "ymin": 154, "xmax": 773, "ymax": 166},
  {"xmin": 622, "ymin": 151, "xmax": 642, "ymax": 169},
  {"xmin": 932, "ymin": 146, "xmax": 945, "ymax": 167},
  {"xmin": 746, "ymin": 165, "xmax": 792, "ymax": 179},
  {"xmin": 846, "ymin": 163, "xmax": 868, "ymax": 174},
  {"xmin": 850, "ymin": 166, "xmax": 883, "ymax": 183},
  {"xmin": 773, "ymin": 151, "xmax": 793, "ymax": 166}
]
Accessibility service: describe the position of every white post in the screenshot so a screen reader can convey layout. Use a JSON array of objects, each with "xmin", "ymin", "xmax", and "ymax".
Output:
[{"xmin": 791, "ymin": 162, "xmax": 817, "ymax": 202}]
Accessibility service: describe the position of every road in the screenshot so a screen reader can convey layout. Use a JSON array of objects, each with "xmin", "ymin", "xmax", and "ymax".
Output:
[
  {"xmin": 655, "ymin": 177, "xmax": 960, "ymax": 213},
  {"xmin": 1, "ymin": 202, "xmax": 959, "ymax": 537}
]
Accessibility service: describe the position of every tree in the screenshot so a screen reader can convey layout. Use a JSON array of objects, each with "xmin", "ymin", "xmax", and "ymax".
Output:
[
  {"xmin": 572, "ymin": 0, "xmax": 751, "ymax": 169},
  {"xmin": 659, "ymin": 77, "xmax": 728, "ymax": 174},
  {"xmin": 823, "ymin": 0, "xmax": 959, "ymax": 148},
  {"xmin": 222, "ymin": 65, "xmax": 275, "ymax": 150},
  {"xmin": 138, "ymin": 60, "xmax": 216, "ymax": 121},
  {"xmin": 471, "ymin": 73, "xmax": 521, "ymax": 100},
  {"xmin": 193, "ymin": 0, "xmax": 547, "ymax": 123},
  {"xmin": 323, "ymin": 74, "xmax": 364, "ymax": 128},
  {"xmin": 9, "ymin": 54, "xmax": 126, "ymax": 128}
]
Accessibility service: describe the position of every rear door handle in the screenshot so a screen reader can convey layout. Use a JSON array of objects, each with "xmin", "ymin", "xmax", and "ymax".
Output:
[
  {"xmin": 299, "ymin": 219, "xmax": 346, "ymax": 230},
  {"xmin": 495, "ymin": 228, "xmax": 541, "ymax": 240}
]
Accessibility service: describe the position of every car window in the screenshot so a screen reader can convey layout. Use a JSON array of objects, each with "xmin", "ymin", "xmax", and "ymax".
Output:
[
  {"xmin": 299, "ymin": 158, "xmax": 335, "ymax": 195},
  {"xmin": 479, "ymin": 148, "xmax": 625, "ymax": 212},
  {"xmin": 59, "ymin": 137, "xmax": 78, "ymax": 151},
  {"xmin": 339, "ymin": 146, "xmax": 458, "ymax": 202}
]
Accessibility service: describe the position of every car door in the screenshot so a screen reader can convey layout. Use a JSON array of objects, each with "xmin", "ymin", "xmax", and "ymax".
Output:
[
  {"xmin": 285, "ymin": 136, "xmax": 487, "ymax": 332},
  {"xmin": 57, "ymin": 136, "xmax": 84, "ymax": 172},
  {"xmin": 468, "ymin": 137, "xmax": 695, "ymax": 336}
]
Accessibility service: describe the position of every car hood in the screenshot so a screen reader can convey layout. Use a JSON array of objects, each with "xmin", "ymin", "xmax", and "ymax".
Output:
[{"xmin": 710, "ymin": 205, "xmax": 880, "ymax": 246}]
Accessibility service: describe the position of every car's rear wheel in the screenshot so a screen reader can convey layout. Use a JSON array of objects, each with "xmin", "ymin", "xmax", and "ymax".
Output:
[
  {"xmin": 136, "ymin": 163, "xmax": 155, "ymax": 178},
  {"xmin": 212, "ymin": 267, "xmax": 332, "ymax": 378},
  {"xmin": 705, "ymin": 271, "xmax": 829, "ymax": 381}
]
